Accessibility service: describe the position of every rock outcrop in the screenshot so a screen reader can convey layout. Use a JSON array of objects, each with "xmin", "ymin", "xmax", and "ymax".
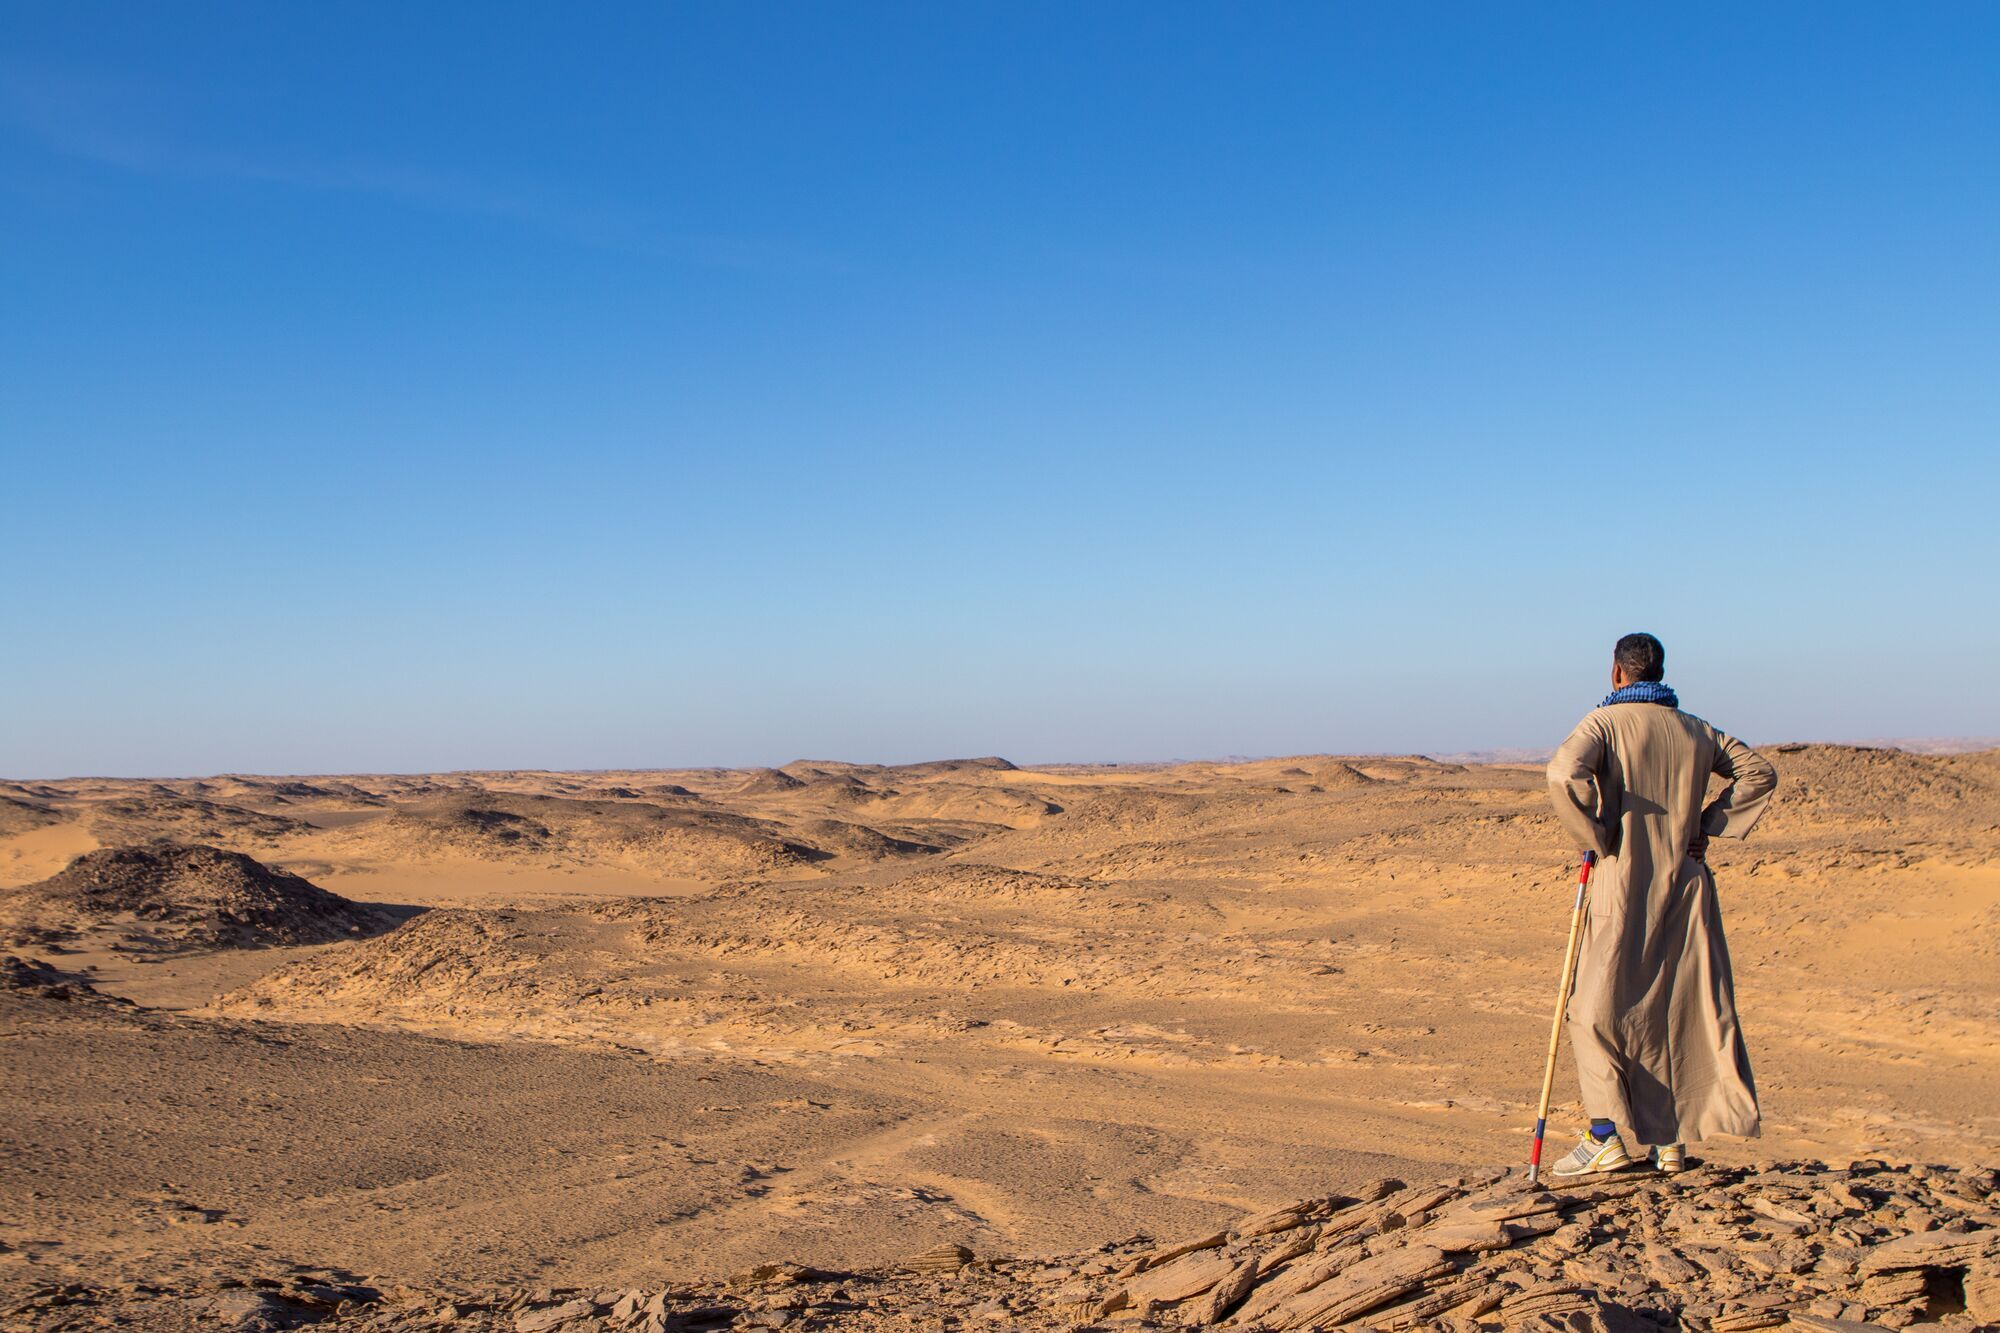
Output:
[{"xmin": 9, "ymin": 1160, "xmax": 1995, "ymax": 1331}]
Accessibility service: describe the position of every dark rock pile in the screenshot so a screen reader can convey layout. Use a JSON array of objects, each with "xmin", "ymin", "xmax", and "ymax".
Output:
[
  {"xmin": 0, "ymin": 842, "xmax": 387, "ymax": 953},
  {"xmin": 0, "ymin": 954, "xmax": 131, "ymax": 1005},
  {"xmin": 7, "ymin": 1160, "xmax": 1994, "ymax": 1331}
]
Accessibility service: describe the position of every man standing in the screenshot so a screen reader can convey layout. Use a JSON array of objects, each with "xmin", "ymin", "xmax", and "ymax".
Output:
[{"xmin": 1545, "ymin": 632, "xmax": 1778, "ymax": 1175}]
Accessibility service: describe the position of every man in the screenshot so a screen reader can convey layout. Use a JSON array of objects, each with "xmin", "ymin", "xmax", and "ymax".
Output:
[{"xmin": 1545, "ymin": 632, "xmax": 1778, "ymax": 1176}]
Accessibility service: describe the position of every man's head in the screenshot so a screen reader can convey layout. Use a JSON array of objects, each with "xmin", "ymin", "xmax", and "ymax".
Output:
[{"xmin": 1611, "ymin": 632, "xmax": 1666, "ymax": 689}]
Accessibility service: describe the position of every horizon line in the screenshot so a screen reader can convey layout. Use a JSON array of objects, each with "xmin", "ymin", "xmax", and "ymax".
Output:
[{"xmin": 9, "ymin": 733, "xmax": 1997, "ymax": 784}]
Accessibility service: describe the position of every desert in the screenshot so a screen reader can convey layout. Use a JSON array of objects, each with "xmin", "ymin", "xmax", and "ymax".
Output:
[
  {"xmin": 10, "ymin": 6, "xmax": 2000, "ymax": 1330},
  {"xmin": 3, "ymin": 746, "xmax": 1997, "ymax": 1330}
]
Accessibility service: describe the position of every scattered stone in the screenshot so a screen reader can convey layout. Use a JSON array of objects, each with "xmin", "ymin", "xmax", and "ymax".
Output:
[
  {"xmin": 727, "ymin": 1262, "xmax": 843, "ymax": 1286},
  {"xmin": 1857, "ymin": 1225, "xmax": 2000, "ymax": 1271},
  {"xmin": 1859, "ymin": 1269, "xmax": 1928, "ymax": 1306},
  {"xmin": 1135, "ymin": 1227, "xmax": 1228, "ymax": 1271},
  {"xmin": 902, "ymin": 1242, "xmax": 975, "ymax": 1274},
  {"xmin": 1193, "ymin": 1256, "xmax": 1260, "ymax": 1324},
  {"xmin": 515, "ymin": 1297, "xmax": 596, "ymax": 1332},
  {"xmin": 201, "ymin": 1290, "xmax": 302, "ymax": 1332},
  {"xmin": 1496, "ymin": 1281, "xmax": 1596, "ymax": 1319},
  {"xmin": 736, "ymin": 1311, "xmax": 797, "ymax": 1329},
  {"xmin": 1267, "ymin": 1243, "xmax": 1452, "ymax": 1328},
  {"xmin": 1055, "ymin": 1285, "xmax": 1128, "ymax": 1322},
  {"xmin": 1255, "ymin": 1226, "xmax": 1321, "ymax": 1275},
  {"xmin": 1230, "ymin": 1201, "xmax": 1319, "ymax": 1240},
  {"xmin": 1124, "ymin": 1245, "xmax": 1236, "ymax": 1304},
  {"xmin": 1966, "ymin": 1258, "xmax": 2000, "ymax": 1321}
]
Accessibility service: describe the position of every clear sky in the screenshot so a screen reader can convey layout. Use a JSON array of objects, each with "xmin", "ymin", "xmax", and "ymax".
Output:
[{"xmin": 4, "ymin": 3, "xmax": 1996, "ymax": 777}]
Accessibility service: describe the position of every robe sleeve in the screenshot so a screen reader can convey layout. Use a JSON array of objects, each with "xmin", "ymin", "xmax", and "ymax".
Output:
[
  {"xmin": 1547, "ymin": 712, "xmax": 1615, "ymax": 858},
  {"xmin": 1701, "ymin": 731, "xmax": 1778, "ymax": 839}
]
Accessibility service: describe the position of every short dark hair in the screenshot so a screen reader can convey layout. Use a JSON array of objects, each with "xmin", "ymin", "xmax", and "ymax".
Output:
[{"xmin": 1614, "ymin": 632, "xmax": 1666, "ymax": 682}]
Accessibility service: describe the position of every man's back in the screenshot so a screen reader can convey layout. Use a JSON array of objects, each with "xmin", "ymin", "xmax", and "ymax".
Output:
[{"xmin": 1549, "ymin": 703, "xmax": 1774, "ymax": 877}]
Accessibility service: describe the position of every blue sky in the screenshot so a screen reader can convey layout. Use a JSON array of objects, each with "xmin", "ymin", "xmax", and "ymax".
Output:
[{"xmin": 4, "ymin": 3, "xmax": 1996, "ymax": 776}]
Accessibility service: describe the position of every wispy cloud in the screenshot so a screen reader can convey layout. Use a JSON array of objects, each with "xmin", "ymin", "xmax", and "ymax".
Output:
[{"xmin": 0, "ymin": 61, "xmax": 844, "ymax": 272}]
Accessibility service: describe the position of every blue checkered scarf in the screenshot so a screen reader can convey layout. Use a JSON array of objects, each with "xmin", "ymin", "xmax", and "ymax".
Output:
[{"xmin": 1601, "ymin": 681, "xmax": 1679, "ymax": 708}]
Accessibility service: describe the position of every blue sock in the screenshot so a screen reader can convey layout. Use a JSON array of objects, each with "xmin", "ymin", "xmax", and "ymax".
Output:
[{"xmin": 1589, "ymin": 1118, "xmax": 1616, "ymax": 1142}]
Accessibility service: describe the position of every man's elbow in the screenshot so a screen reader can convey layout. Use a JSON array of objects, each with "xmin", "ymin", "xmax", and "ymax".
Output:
[{"xmin": 1749, "ymin": 759, "xmax": 1779, "ymax": 800}]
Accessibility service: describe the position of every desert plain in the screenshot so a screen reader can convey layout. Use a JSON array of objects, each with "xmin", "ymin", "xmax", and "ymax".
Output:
[{"xmin": 2, "ymin": 745, "xmax": 1997, "ymax": 1331}]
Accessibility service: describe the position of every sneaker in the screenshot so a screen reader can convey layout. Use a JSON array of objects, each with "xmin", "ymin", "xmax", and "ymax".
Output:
[
  {"xmin": 1650, "ymin": 1143, "xmax": 1685, "ymax": 1173},
  {"xmin": 1551, "ymin": 1130, "xmax": 1633, "ymax": 1178}
]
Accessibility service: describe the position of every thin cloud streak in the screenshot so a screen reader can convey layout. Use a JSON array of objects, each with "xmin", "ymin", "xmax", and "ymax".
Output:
[{"xmin": 0, "ymin": 61, "xmax": 843, "ymax": 273}]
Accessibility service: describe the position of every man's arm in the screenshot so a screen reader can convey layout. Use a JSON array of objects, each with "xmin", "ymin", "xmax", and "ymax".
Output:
[
  {"xmin": 1701, "ymin": 731, "xmax": 1779, "ymax": 840},
  {"xmin": 1547, "ymin": 713, "xmax": 1616, "ymax": 859}
]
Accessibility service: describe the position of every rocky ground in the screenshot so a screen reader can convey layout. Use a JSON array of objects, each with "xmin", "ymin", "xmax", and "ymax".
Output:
[{"xmin": 8, "ymin": 1160, "xmax": 1996, "ymax": 1331}]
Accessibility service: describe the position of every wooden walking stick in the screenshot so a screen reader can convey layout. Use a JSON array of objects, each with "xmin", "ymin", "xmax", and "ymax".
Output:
[{"xmin": 1528, "ymin": 850, "xmax": 1595, "ymax": 1185}]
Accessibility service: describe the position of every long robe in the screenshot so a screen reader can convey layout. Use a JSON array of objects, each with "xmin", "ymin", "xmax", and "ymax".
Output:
[{"xmin": 1546, "ymin": 701, "xmax": 1778, "ymax": 1146}]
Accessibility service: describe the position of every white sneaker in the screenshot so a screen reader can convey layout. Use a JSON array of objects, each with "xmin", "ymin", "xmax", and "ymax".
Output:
[
  {"xmin": 1551, "ymin": 1130, "xmax": 1633, "ymax": 1178},
  {"xmin": 1650, "ymin": 1143, "xmax": 1685, "ymax": 1173}
]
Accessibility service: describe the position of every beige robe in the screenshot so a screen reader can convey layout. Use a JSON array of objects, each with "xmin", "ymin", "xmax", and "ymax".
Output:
[{"xmin": 1547, "ymin": 702, "xmax": 1778, "ymax": 1146}]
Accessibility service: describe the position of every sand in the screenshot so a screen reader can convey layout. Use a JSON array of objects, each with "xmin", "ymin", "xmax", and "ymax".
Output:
[{"xmin": 1, "ymin": 747, "xmax": 1995, "ymax": 1330}]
